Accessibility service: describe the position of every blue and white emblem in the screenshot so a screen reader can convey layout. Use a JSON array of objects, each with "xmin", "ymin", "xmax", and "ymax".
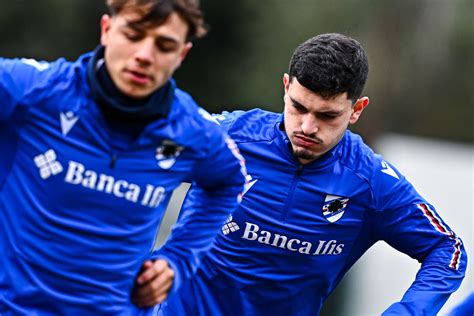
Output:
[
  {"xmin": 322, "ymin": 194, "xmax": 349, "ymax": 223},
  {"xmin": 155, "ymin": 140, "xmax": 184, "ymax": 170}
]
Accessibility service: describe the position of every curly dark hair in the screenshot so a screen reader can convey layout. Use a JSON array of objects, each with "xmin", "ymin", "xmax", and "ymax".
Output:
[
  {"xmin": 288, "ymin": 33, "xmax": 368, "ymax": 102},
  {"xmin": 106, "ymin": 0, "xmax": 207, "ymax": 41}
]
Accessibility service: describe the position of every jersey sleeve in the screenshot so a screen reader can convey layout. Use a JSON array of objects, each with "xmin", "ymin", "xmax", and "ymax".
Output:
[
  {"xmin": 370, "ymin": 158, "xmax": 467, "ymax": 315},
  {"xmin": 151, "ymin": 120, "xmax": 246, "ymax": 292},
  {"xmin": 0, "ymin": 57, "xmax": 57, "ymax": 120}
]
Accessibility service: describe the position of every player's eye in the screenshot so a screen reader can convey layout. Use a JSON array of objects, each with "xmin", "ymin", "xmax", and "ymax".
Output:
[
  {"xmin": 124, "ymin": 31, "xmax": 144, "ymax": 42},
  {"xmin": 156, "ymin": 41, "xmax": 179, "ymax": 53},
  {"xmin": 319, "ymin": 113, "xmax": 338, "ymax": 120},
  {"xmin": 292, "ymin": 103, "xmax": 307, "ymax": 113}
]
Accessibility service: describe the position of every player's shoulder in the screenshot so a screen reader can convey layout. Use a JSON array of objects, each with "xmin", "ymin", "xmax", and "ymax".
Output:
[
  {"xmin": 214, "ymin": 108, "xmax": 280, "ymax": 143},
  {"xmin": 339, "ymin": 131, "xmax": 402, "ymax": 184},
  {"xmin": 0, "ymin": 52, "xmax": 90, "ymax": 110},
  {"xmin": 0, "ymin": 54, "xmax": 79, "ymax": 88},
  {"xmin": 172, "ymin": 88, "xmax": 220, "ymax": 130},
  {"xmin": 168, "ymin": 87, "xmax": 228, "ymax": 148},
  {"xmin": 338, "ymin": 131, "xmax": 417, "ymax": 209}
]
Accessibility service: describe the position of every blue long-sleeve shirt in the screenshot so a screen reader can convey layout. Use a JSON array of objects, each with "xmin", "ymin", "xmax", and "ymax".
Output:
[
  {"xmin": 0, "ymin": 53, "xmax": 245, "ymax": 314},
  {"xmin": 160, "ymin": 109, "xmax": 466, "ymax": 316}
]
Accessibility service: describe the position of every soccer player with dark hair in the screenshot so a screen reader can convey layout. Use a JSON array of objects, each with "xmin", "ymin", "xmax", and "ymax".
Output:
[
  {"xmin": 0, "ymin": 0, "xmax": 246, "ymax": 314},
  {"xmin": 152, "ymin": 33, "xmax": 467, "ymax": 315}
]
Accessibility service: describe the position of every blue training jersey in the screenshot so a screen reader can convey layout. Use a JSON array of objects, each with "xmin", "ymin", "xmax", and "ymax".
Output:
[
  {"xmin": 0, "ymin": 54, "xmax": 245, "ymax": 314},
  {"xmin": 160, "ymin": 109, "xmax": 467, "ymax": 316}
]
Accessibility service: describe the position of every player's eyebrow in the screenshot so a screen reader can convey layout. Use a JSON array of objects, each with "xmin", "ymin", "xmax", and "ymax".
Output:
[
  {"xmin": 124, "ymin": 21, "xmax": 182, "ymax": 44},
  {"xmin": 289, "ymin": 96, "xmax": 343, "ymax": 116},
  {"xmin": 289, "ymin": 96, "xmax": 307, "ymax": 109}
]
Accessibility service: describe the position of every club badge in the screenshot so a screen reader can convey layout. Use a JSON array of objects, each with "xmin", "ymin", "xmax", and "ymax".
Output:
[
  {"xmin": 322, "ymin": 194, "xmax": 349, "ymax": 223},
  {"xmin": 155, "ymin": 140, "xmax": 184, "ymax": 169}
]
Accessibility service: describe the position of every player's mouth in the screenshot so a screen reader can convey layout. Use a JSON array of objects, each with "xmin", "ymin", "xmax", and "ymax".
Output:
[
  {"xmin": 124, "ymin": 69, "xmax": 153, "ymax": 85},
  {"xmin": 293, "ymin": 134, "xmax": 322, "ymax": 147}
]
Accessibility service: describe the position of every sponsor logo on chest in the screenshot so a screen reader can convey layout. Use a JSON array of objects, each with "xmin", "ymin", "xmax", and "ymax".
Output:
[
  {"xmin": 34, "ymin": 149, "xmax": 166, "ymax": 208},
  {"xmin": 222, "ymin": 217, "xmax": 345, "ymax": 256}
]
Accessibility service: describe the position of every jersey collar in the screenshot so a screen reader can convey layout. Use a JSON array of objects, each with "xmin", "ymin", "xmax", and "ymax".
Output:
[{"xmin": 87, "ymin": 45, "xmax": 175, "ymax": 126}]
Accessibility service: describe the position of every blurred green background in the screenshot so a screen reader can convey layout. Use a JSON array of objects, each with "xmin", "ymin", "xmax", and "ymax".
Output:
[
  {"xmin": 1, "ymin": 0, "xmax": 472, "ymax": 145},
  {"xmin": 1, "ymin": 1, "xmax": 472, "ymax": 314}
]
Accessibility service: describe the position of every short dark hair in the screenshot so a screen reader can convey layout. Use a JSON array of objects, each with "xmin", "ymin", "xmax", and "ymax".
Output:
[
  {"xmin": 106, "ymin": 0, "xmax": 207, "ymax": 41},
  {"xmin": 288, "ymin": 33, "xmax": 368, "ymax": 102}
]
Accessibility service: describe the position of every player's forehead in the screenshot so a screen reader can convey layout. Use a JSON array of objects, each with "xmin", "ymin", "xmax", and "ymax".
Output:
[
  {"xmin": 116, "ymin": 10, "xmax": 188, "ymax": 42},
  {"xmin": 114, "ymin": 6, "xmax": 166, "ymax": 29}
]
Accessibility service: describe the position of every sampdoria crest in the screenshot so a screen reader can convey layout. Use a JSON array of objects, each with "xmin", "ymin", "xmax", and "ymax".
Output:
[
  {"xmin": 322, "ymin": 194, "xmax": 349, "ymax": 223},
  {"xmin": 155, "ymin": 140, "xmax": 184, "ymax": 169}
]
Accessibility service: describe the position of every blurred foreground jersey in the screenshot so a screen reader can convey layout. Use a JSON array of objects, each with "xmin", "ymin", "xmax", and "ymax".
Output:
[
  {"xmin": 160, "ymin": 109, "xmax": 466, "ymax": 316},
  {"xmin": 0, "ymin": 55, "xmax": 244, "ymax": 314}
]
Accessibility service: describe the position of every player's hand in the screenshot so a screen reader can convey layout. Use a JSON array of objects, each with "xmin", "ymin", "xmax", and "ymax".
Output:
[{"xmin": 132, "ymin": 259, "xmax": 175, "ymax": 307}]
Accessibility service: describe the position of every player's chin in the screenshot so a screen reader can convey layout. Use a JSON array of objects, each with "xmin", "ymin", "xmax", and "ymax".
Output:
[
  {"xmin": 125, "ymin": 86, "xmax": 155, "ymax": 99},
  {"xmin": 293, "ymin": 148, "xmax": 320, "ymax": 161}
]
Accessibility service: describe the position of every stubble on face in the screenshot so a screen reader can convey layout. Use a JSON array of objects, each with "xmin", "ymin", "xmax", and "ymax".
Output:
[
  {"xmin": 292, "ymin": 145, "xmax": 320, "ymax": 162},
  {"xmin": 290, "ymin": 131, "xmax": 324, "ymax": 162}
]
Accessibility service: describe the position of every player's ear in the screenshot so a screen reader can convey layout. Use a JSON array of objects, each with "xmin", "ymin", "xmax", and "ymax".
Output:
[
  {"xmin": 178, "ymin": 42, "xmax": 193, "ymax": 65},
  {"xmin": 349, "ymin": 97, "xmax": 369, "ymax": 124},
  {"xmin": 100, "ymin": 15, "xmax": 112, "ymax": 46},
  {"xmin": 283, "ymin": 73, "xmax": 290, "ymax": 94}
]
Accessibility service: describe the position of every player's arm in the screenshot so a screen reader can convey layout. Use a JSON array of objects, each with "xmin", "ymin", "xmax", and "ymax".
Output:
[
  {"xmin": 133, "ymin": 122, "xmax": 246, "ymax": 306},
  {"xmin": 371, "ymin": 160, "xmax": 467, "ymax": 315},
  {"xmin": 153, "ymin": 133, "xmax": 246, "ymax": 291}
]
